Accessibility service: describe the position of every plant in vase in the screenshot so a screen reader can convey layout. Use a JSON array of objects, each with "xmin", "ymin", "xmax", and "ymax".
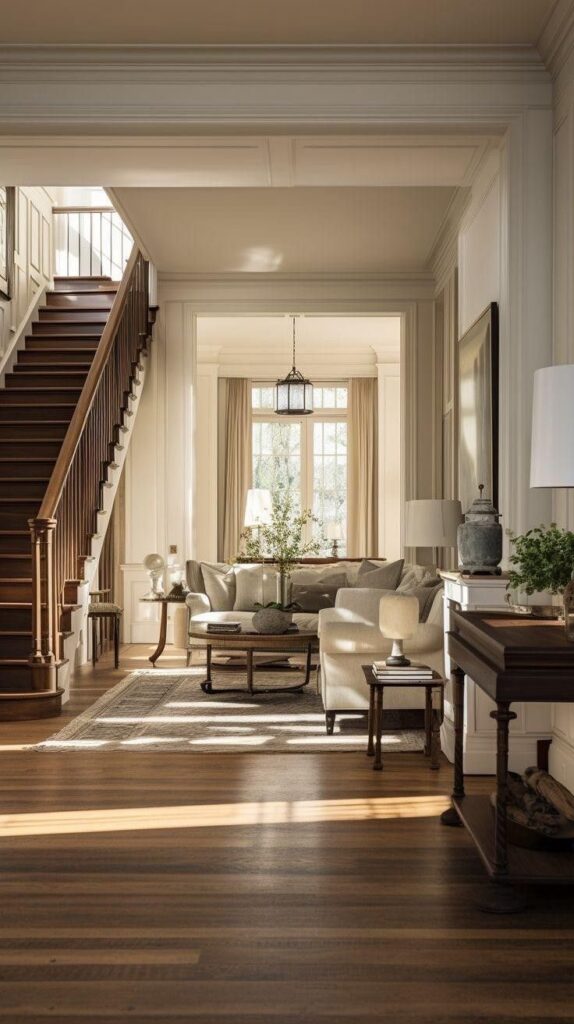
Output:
[
  {"xmin": 238, "ymin": 489, "xmax": 323, "ymax": 606},
  {"xmin": 507, "ymin": 524, "xmax": 574, "ymax": 639}
]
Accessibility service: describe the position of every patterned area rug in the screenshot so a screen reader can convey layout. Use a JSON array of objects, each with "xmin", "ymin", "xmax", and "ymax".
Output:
[{"xmin": 36, "ymin": 668, "xmax": 426, "ymax": 754}]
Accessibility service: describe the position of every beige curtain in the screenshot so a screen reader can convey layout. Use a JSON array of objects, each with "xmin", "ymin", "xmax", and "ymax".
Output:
[
  {"xmin": 219, "ymin": 378, "xmax": 252, "ymax": 561},
  {"xmin": 347, "ymin": 377, "xmax": 378, "ymax": 556}
]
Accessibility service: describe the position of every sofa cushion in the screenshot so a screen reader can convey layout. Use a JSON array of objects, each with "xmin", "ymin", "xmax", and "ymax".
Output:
[
  {"xmin": 397, "ymin": 563, "xmax": 439, "ymax": 592},
  {"xmin": 291, "ymin": 582, "xmax": 341, "ymax": 613},
  {"xmin": 290, "ymin": 561, "xmax": 355, "ymax": 585},
  {"xmin": 354, "ymin": 558, "xmax": 404, "ymax": 590},
  {"xmin": 233, "ymin": 564, "xmax": 279, "ymax": 611},
  {"xmin": 201, "ymin": 562, "xmax": 236, "ymax": 611}
]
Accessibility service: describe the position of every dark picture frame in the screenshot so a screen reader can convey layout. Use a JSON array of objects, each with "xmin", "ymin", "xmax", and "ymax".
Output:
[
  {"xmin": 0, "ymin": 186, "xmax": 15, "ymax": 302},
  {"xmin": 457, "ymin": 302, "xmax": 499, "ymax": 512}
]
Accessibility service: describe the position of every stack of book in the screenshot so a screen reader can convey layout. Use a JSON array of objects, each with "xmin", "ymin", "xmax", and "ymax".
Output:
[
  {"xmin": 206, "ymin": 621, "xmax": 242, "ymax": 634},
  {"xmin": 372, "ymin": 661, "xmax": 433, "ymax": 682}
]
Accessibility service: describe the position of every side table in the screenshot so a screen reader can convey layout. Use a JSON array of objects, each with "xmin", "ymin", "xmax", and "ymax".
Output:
[
  {"xmin": 141, "ymin": 596, "xmax": 188, "ymax": 666},
  {"xmin": 361, "ymin": 665, "xmax": 446, "ymax": 771}
]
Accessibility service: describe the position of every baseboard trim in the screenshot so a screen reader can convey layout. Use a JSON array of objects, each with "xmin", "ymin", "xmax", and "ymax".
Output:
[{"xmin": 441, "ymin": 716, "xmax": 551, "ymax": 775}]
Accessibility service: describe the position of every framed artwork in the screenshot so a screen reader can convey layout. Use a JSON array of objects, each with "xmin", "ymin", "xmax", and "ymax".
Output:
[
  {"xmin": 458, "ymin": 302, "xmax": 499, "ymax": 513},
  {"xmin": 0, "ymin": 186, "xmax": 15, "ymax": 301}
]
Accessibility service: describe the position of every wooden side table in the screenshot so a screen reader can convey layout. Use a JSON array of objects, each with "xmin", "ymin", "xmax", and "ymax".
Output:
[
  {"xmin": 141, "ymin": 596, "xmax": 187, "ymax": 666},
  {"xmin": 361, "ymin": 665, "xmax": 445, "ymax": 772}
]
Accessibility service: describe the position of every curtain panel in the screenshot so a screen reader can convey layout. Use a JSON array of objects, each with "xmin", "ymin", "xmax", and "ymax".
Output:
[
  {"xmin": 218, "ymin": 378, "xmax": 252, "ymax": 561},
  {"xmin": 347, "ymin": 377, "xmax": 378, "ymax": 556}
]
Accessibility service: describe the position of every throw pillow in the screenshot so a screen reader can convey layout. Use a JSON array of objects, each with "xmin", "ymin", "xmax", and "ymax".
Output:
[
  {"xmin": 412, "ymin": 583, "xmax": 443, "ymax": 622},
  {"xmin": 200, "ymin": 562, "xmax": 236, "ymax": 612},
  {"xmin": 233, "ymin": 564, "xmax": 279, "ymax": 611},
  {"xmin": 291, "ymin": 573, "xmax": 348, "ymax": 612},
  {"xmin": 354, "ymin": 558, "xmax": 404, "ymax": 590},
  {"xmin": 397, "ymin": 563, "xmax": 438, "ymax": 593}
]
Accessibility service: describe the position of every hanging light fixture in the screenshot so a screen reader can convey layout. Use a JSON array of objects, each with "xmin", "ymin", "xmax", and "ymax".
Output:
[{"xmin": 274, "ymin": 315, "xmax": 314, "ymax": 416}]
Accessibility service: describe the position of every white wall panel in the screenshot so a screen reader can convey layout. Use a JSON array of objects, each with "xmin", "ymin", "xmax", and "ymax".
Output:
[{"xmin": 0, "ymin": 186, "xmax": 53, "ymax": 357}]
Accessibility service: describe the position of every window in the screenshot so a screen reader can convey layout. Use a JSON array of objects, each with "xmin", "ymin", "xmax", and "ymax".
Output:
[{"xmin": 251, "ymin": 384, "xmax": 348, "ymax": 555}]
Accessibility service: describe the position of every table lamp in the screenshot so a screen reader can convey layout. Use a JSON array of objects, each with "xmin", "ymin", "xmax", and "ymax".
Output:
[
  {"xmin": 380, "ymin": 593, "xmax": 419, "ymax": 666},
  {"xmin": 244, "ymin": 488, "xmax": 273, "ymax": 528},
  {"xmin": 404, "ymin": 498, "xmax": 462, "ymax": 566},
  {"xmin": 326, "ymin": 521, "xmax": 342, "ymax": 558}
]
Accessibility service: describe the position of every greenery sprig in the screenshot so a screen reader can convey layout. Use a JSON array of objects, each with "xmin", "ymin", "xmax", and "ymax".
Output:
[
  {"xmin": 238, "ymin": 489, "xmax": 323, "ymax": 577},
  {"xmin": 507, "ymin": 524, "xmax": 574, "ymax": 596}
]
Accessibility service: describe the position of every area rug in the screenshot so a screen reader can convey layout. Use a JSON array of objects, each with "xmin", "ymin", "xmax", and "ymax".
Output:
[{"xmin": 36, "ymin": 668, "xmax": 426, "ymax": 754}]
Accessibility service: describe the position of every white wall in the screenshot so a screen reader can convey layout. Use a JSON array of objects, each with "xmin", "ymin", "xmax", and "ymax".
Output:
[
  {"xmin": 0, "ymin": 186, "xmax": 53, "ymax": 358},
  {"xmin": 548, "ymin": 32, "xmax": 574, "ymax": 793},
  {"xmin": 458, "ymin": 150, "xmax": 500, "ymax": 336}
]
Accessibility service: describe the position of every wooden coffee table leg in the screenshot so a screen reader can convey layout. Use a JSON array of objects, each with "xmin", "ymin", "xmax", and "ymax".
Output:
[
  {"xmin": 149, "ymin": 602, "xmax": 168, "ymax": 667},
  {"xmin": 373, "ymin": 685, "xmax": 384, "ymax": 771},
  {"xmin": 424, "ymin": 685, "xmax": 432, "ymax": 756},
  {"xmin": 430, "ymin": 687, "xmax": 441, "ymax": 770},
  {"xmin": 247, "ymin": 648, "xmax": 254, "ymax": 695},
  {"xmin": 367, "ymin": 684, "xmax": 375, "ymax": 757}
]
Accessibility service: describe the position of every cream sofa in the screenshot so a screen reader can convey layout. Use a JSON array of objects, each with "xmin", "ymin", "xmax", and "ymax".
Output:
[
  {"xmin": 318, "ymin": 584, "xmax": 444, "ymax": 734},
  {"xmin": 184, "ymin": 559, "xmax": 373, "ymax": 634}
]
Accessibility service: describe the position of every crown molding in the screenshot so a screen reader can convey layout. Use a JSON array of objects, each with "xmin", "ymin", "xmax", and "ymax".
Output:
[
  {"xmin": 0, "ymin": 43, "xmax": 549, "ymax": 77},
  {"xmin": 537, "ymin": 0, "xmax": 574, "ymax": 79}
]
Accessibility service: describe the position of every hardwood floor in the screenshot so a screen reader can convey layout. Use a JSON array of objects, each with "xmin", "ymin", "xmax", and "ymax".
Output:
[{"xmin": 0, "ymin": 645, "xmax": 573, "ymax": 1022}]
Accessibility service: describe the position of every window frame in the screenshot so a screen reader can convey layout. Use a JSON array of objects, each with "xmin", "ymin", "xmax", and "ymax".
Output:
[{"xmin": 251, "ymin": 381, "xmax": 349, "ymax": 550}]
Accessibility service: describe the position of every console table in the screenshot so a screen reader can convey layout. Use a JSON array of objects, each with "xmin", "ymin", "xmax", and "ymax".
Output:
[{"xmin": 443, "ymin": 610, "xmax": 574, "ymax": 912}]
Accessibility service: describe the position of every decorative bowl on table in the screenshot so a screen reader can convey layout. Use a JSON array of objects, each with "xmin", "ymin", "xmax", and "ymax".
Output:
[{"xmin": 252, "ymin": 604, "xmax": 293, "ymax": 634}]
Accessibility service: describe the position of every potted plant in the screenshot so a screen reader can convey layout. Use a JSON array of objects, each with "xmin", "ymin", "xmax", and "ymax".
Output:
[
  {"xmin": 507, "ymin": 524, "xmax": 574, "ymax": 638},
  {"xmin": 238, "ymin": 489, "xmax": 323, "ymax": 605}
]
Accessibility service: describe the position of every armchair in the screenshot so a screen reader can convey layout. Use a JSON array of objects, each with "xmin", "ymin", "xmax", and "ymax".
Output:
[{"xmin": 318, "ymin": 587, "xmax": 444, "ymax": 734}]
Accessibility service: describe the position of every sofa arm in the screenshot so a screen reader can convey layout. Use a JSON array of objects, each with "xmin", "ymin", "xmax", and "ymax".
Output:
[
  {"xmin": 320, "ymin": 619, "xmax": 387, "ymax": 656},
  {"xmin": 334, "ymin": 587, "xmax": 395, "ymax": 625},
  {"xmin": 318, "ymin": 606, "xmax": 364, "ymax": 635},
  {"xmin": 402, "ymin": 622, "xmax": 444, "ymax": 655},
  {"xmin": 185, "ymin": 592, "xmax": 211, "ymax": 620}
]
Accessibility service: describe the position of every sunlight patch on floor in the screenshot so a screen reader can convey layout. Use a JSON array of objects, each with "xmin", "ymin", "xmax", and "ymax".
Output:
[{"xmin": 0, "ymin": 795, "xmax": 451, "ymax": 838}]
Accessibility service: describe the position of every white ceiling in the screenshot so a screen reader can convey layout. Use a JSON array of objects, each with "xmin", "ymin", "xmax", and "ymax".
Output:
[
  {"xmin": 115, "ymin": 185, "xmax": 457, "ymax": 275},
  {"xmin": 0, "ymin": 0, "xmax": 556, "ymax": 45},
  {"xmin": 197, "ymin": 315, "xmax": 401, "ymax": 374}
]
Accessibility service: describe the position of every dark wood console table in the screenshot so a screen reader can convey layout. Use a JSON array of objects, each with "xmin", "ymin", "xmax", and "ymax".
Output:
[{"xmin": 443, "ymin": 610, "xmax": 574, "ymax": 913}]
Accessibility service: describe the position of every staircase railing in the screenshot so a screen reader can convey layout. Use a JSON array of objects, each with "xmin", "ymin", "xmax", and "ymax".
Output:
[
  {"xmin": 53, "ymin": 206, "xmax": 133, "ymax": 279},
  {"xmin": 28, "ymin": 247, "xmax": 151, "ymax": 690}
]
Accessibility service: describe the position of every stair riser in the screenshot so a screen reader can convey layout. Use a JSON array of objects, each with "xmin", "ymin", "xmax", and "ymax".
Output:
[
  {"xmin": 7, "ymin": 373, "xmax": 87, "ymax": 389},
  {"xmin": 0, "ymin": 390, "xmax": 82, "ymax": 405},
  {"xmin": 0, "ymin": 607, "xmax": 32, "ymax": 630},
  {"xmin": 0, "ymin": 505, "xmax": 40, "ymax": 527},
  {"xmin": 32, "ymin": 322, "xmax": 104, "ymax": 336},
  {"xmin": 38, "ymin": 310, "xmax": 109, "ymax": 324},
  {"xmin": 0, "ymin": 554, "xmax": 32, "ymax": 574},
  {"xmin": 53, "ymin": 276, "xmax": 114, "ymax": 291},
  {"xmin": 0, "ymin": 441, "xmax": 61, "ymax": 458},
  {"xmin": 19, "ymin": 350, "xmax": 95, "ymax": 366},
  {"xmin": 0, "ymin": 635, "xmax": 31, "ymax": 658},
  {"xmin": 0, "ymin": 461, "xmax": 54, "ymax": 478},
  {"xmin": 0, "ymin": 407, "xmax": 75, "ymax": 423},
  {"xmin": 46, "ymin": 293, "xmax": 116, "ymax": 309},
  {"xmin": 0, "ymin": 581, "xmax": 32, "ymax": 601},
  {"xmin": 27, "ymin": 334, "xmax": 100, "ymax": 348},
  {"xmin": 0, "ymin": 481, "xmax": 46, "ymax": 499},
  {"xmin": 0, "ymin": 534, "xmax": 30, "ymax": 554},
  {"xmin": 0, "ymin": 422, "xmax": 69, "ymax": 438}
]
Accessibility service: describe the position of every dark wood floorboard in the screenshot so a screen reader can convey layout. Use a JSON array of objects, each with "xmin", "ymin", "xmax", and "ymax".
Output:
[{"xmin": 0, "ymin": 645, "xmax": 573, "ymax": 1022}]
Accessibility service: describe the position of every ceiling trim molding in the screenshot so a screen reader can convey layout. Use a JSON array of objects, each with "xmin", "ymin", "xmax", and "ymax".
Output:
[
  {"xmin": 537, "ymin": 0, "xmax": 574, "ymax": 79},
  {"xmin": 158, "ymin": 270, "xmax": 435, "ymax": 283},
  {"xmin": 0, "ymin": 43, "xmax": 549, "ymax": 76}
]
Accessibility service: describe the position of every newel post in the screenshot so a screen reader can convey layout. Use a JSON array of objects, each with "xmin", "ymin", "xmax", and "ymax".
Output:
[{"xmin": 28, "ymin": 517, "xmax": 58, "ymax": 691}]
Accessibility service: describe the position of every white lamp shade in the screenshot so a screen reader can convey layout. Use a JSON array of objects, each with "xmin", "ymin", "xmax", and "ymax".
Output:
[
  {"xmin": 380, "ymin": 594, "xmax": 419, "ymax": 640},
  {"xmin": 244, "ymin": 488, "xmax": 272, "ymax": 527},
  {"xmin": 326, "ymin": 521, "xmax": 343, "ymax": 541},
  {"xmin": 530, "ymin": 364, "xmax": 574, "ymax": 488},
  {"xmin": 404, "ymin": 499, "xmax": 462, "ymax": 547}
]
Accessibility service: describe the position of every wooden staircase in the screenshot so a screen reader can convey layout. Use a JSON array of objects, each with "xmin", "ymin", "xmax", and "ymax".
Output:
[{"xmin": 0, "ymin": 253, "xmax": 153, "ymax": 719}]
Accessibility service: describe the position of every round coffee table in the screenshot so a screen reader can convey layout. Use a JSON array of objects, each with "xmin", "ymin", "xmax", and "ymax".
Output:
[{"xmin": 187, "ymin": 624, "xmax": 319, "ymax": 695}]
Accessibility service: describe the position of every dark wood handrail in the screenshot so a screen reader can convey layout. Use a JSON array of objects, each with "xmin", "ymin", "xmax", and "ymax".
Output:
[{"xmin": 38, "ymin": 245, "xmax": 139, "ymax": 521}]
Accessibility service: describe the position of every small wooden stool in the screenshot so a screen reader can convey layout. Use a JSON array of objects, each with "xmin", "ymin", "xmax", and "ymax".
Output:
[
  {"xmin": 361, "ymin": 664, "xmax": 446, "ymax": 772},
  {"xmin": 88, "ymin": 590, "xmax": 122, "ymax": 668}
]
